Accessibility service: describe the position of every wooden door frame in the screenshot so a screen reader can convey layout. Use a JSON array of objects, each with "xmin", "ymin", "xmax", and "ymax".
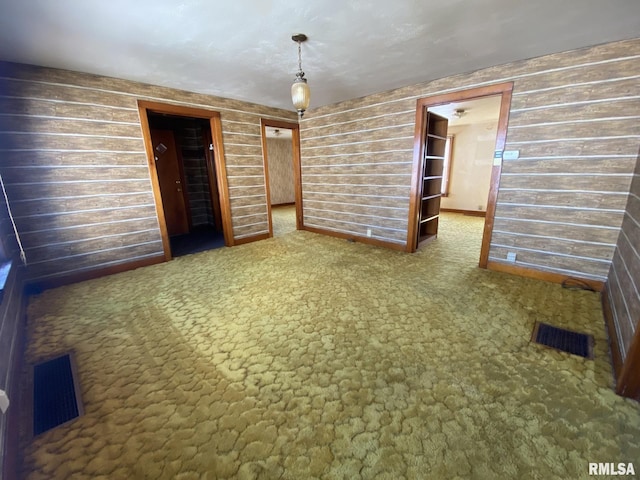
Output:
[
  {"xmin": 407, "ymin": 82, "xmax": 514, "ymax": 268},
  {"xmin": 138, "ymin": 100, "xmax": 234, "ymax": 260},
  {"xmin": 259, "ymin": 118, "xmax": 303, "ymax": 235}
]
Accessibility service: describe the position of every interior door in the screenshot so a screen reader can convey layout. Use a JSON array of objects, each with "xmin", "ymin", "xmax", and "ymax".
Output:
[{"xmin": 150, "ymin": 129, "xmax": 189, "ymax": 236}]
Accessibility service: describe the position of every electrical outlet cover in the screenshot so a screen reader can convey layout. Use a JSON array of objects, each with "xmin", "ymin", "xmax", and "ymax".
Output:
[{"xmin": 506, "ymin": 252, "xmax": 517, "ymax": 262}]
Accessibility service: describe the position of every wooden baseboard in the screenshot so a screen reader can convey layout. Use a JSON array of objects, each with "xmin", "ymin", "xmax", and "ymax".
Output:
[
  {"xmin": 486, "ymin": 260, "xmax": 604, "ymax": 292},
  {"xmin": 272, "ymin": 202, "xmax": 295, "ymax": 207},
  {"xmin": 302, "ymin": 225, "xmax": 407, "ymax": 252},
  {"xmin": 441, "ymin": 208, "xmax": 486, "ymax": 217},
  {"xmin": 234, "ymin": 232, "xmax": 270, "ymax": 245},
  {"xmin": 601, "ymin": 283, "xmax": 624, "ymax": 386},
  {"xmin": 25, "ymin": 254, "xmax": 165, "ymax": 293}
]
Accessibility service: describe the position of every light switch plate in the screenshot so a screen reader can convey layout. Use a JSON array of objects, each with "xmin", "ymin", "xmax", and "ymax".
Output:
[{"xmin": 503, "ymin": 150, "xmax": 520, "ymax": 160}]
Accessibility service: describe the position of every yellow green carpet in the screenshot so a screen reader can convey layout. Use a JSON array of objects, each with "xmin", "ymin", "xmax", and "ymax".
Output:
[{"xmin": 19, "ymin": 210, "xmax": 640, "ymax": 479}]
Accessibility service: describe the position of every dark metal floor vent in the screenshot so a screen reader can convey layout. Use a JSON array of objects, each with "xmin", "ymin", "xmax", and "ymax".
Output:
[
  {"xmin": 33, "ymin": 353, "xmax": 83, "ymax": 436},
  {"xmin": 531, "ymin": 322, "xmax": 594, "ymax": 359}
]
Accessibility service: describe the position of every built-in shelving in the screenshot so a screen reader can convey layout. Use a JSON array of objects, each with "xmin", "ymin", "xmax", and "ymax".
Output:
[{"xmin": 416, "ymin": 111, "xmax": 448, "ymax": 246}]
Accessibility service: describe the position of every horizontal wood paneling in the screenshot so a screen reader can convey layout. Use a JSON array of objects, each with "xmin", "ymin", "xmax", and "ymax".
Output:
[
  {"xmin": 494, "ymin": 204, "xmax": 624, "ymax": 227},
  {"xmin": 501, "ymin": 157, "xmax": 637, "ymax": 175},
  {"xmin": 300, "ymin": 38, "xmax": 640, "ymax": 266},
  {"xmin": 497, "ymin": 190, "xmax": 628, "ymax": 210},
  {"xmin": 489, "ymin": 245, "xmax": 610, "ymax": 279},
  {"xmin": 493, "ymin": 217, "xmax": 620, "ymax": 244},
  {"xmin": 605, "ymin": 137, "xmax": 640, "ymax": 378},
  {"xmin": 0, "ymin": 193, "xmax": 26, "ymax": 478},
  {"xmin": 0, "ymin": 61, "xmax": 296, "ymax": 281}
]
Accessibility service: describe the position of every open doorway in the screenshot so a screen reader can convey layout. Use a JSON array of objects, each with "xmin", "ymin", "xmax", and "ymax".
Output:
[
  {"xmin": 259, "ymin": 119, "xmax": 303, "ymax": 237},
  {"xmin": 407, "ymin": 82, "xmax": 513, "ymax": 267},
  {"xmin": 138, "ymin": 101, "xmax": 233, "ymax": 260}
]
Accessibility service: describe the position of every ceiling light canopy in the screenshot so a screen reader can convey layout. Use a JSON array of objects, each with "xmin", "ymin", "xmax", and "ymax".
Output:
[
  {"xmin": 291, "ymin": 33, "xmax": 310, "ymax": 118},
  {"xmin": 453, "ymin": 108, "xmax": 467, "ymax": 119}
]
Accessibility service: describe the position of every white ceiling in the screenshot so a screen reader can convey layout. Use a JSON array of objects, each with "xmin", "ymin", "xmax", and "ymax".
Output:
[
  {"xmin": 430, "ymin": 95, "xmax": 502, "ymax": 127},
  {"xmin": 265, "ymin": 126, "xmax": 293, "ymax": 139},
  {"xmin": 1, "ymin": 1, "xmax": 639, "ymax": 113}
]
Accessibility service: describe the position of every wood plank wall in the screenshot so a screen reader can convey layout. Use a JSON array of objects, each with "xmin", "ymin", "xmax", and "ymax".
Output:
[
  {"xmin": 0, "ymin": 62, "xmax": 296, "ymax": 282},
  {"xmin": 0, "ymin": 192, "xmax": 26, "ymax": 478},
  {"xmin": 606, "ymin": 148, "xmax": 640, "ymax": 364},
  {"xmin": 300, "ymin": 38, "xmax": 640, "ymax": 281}
]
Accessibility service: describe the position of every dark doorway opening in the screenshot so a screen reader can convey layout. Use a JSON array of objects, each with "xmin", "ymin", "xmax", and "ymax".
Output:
[{"xmin": 147, "ymin": 113, "xmax": 225, "ymax": 257}]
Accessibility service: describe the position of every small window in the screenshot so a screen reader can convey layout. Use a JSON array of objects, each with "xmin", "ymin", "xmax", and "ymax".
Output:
[{"xmin": 441, "ymin": 135, "xmax": 454, "ymax": 197}]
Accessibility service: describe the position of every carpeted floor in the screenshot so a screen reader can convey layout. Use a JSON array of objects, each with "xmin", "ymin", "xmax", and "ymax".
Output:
[{"xmin": 19, "ymin": 212, "xmax": 640, "ymax": 479}]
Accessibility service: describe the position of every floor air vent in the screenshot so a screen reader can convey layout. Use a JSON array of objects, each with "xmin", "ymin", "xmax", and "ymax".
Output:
[
  {"xmin": 33, "ymin": 353, "xmax": 83, "ymax": 436},
  {"xmin": 531, "ymin": 322, "xmax": 594, "ymax": 359}
]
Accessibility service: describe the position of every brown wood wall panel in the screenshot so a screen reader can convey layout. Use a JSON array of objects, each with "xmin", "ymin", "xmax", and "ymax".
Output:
[
  {"xmin": 494, "ymin": 204, "xmax": 624, "ymax": 227},
  {"xmin": 230, "ymin": 195, "xmax": 267, "ymax": 208},
  {"xmin": 225, "ymin": 166, "xmax": 264, "ymax": 176},
  {"xmin": 489, "ymin": 245, "xmax": 611, "ymax": 279},
  {"xmin": 304, "ymin": 174, "xmax": 411, "ymax": 186},
  {"xmin": 501, "ymin": 157, "xmax": 637, "ymax": 175},
  {"xmin": 491, "ymin": 231, "xmax": 616, "ymax": 260},
  {"xmin": 20, "ymin": 218, "xmax": 159, "ymax": 247},
  {"xmin": 232, "ymin": 213, "xmax": 268, "ymax": 228},
  {"xmin": 6, "ymin": 179, "xmax": 153, "ymax": 200},
  {"xmin": 0, "ymin": 133, "xmax": 145, "ymax": 152},
  {"xmin": 508, "ymin": 99, "xmax": 640, "ymax": 127},
  {"xmin": 3, "ymin": 166, "xmax": 148, "ymax": 184},
  {"xmin": 499, "ymin": 175, "xmax": 632, "ymax": 192},
  {"xmin": 606, "ymin": 130, "xmax": 640, "ymax": 366},
  {"xmin": 1, "ymin": 151, "xmax": 147, "ymax": 167},
  {"xmin": 512, "ymin": 57, "xmax": 640, "ymax": 93},
  {"xmin": 303, "ymin": 192, "xmax": 409, "ymax": 209},
  {"xmin": 28, "ymin": 242, "xmax": 162, "ymax": 279},
  {"xmin": 305, "ymin": 207, "xmax": 407, "ymax": 231},
  {"xmin": 492, "ymin": 218, "xmax": 620, "ymax": 244},
  {"xmin": 302, "ymin": 123, "xmax": 414, "ymax": 148},
  {"xmin": 232, "ymin": 222, "xmax": 268, "ymax": 237},
  {"xmin": 304, "ymin": 216, "xmax": 406, "ymax": 243},
  {"xmin": 510, "ymin": 137, "xmax": 640, "ymax": 158},
  {"xmin": 0, "ymin": 61, "xmax": 296, "ymax": 281},
  {"xmin": 302, "ymin": 111, "xmax": 416, "ymax": 138},
  {"xmin": 0, "ymin": 116, "xmax": 141, "ymax": 137},
  {"xmin": 10, "ymin": 193, "xmax": 154, "ymax": 217},
  {"xmin": 507, "ymin": 118, "xmax": 640, "ymax": 144},
  {"xmin": 300, "ymin": 38, "xmax": 640, "ymax": 257},
  {"xmin": 303, "ymin": 162, "xmax": 413, "ymax": 176},
  {"xmin": 302, "ymin": 184, "xmax": 410, "ymax": 198},
  {"xmin": 497, "ymin": 190, "xmax": 629, "ymax": 210},
  {"xmin": 302, "ymin": 151, "xmax": 412, "ymax": 167},
  {"xmin": 17, "ymin": 205, "xmax": 157, "ymax": 232},
  {"xmin": 26, "ymin": 230, "xmax": 161, "ymax": 263},
  {"xmin": 304, "ymin": 199, "xmax": 406, "ymax": 216}
]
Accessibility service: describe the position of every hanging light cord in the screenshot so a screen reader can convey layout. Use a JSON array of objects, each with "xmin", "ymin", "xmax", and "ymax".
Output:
[
  {"xmin": 297, "ymin": 41, "xmax": 303, "ymax": 73},
  {"xmin": 0, "ymin": 173, "xmax": 27, "ymax": 265}
]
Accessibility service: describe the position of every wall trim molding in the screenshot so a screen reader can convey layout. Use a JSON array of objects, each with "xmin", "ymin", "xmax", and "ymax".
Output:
[
  {"xmin": 302, "ymin": 225, "xmax": 406, "ymax": 252},
  {"xmin": 486, "ymin": 260, "xmax": 604, "ymax": 292},
  {"xmin": 234, "ymin": 233, "xmax": 270, "ymax": 245},
  {"xmin": 25, "ymin": 254, "xmax": 165, "ymax": 292}
]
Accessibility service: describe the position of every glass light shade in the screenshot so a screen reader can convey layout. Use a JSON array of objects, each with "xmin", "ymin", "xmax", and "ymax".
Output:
[{"xmin": 291, "ymin": 78, "xmax": 310, "ymax": 115}]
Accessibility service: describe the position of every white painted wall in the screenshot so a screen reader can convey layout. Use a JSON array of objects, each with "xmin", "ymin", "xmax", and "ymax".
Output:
[{"xmin": 440, "ymin": 121, "xmax": 498, "ymax": 212}]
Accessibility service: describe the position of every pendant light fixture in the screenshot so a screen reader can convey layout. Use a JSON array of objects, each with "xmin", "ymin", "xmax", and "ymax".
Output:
[{"xmin": 291, "ymin": 33, "xmax": 310, "ymax": 117}]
